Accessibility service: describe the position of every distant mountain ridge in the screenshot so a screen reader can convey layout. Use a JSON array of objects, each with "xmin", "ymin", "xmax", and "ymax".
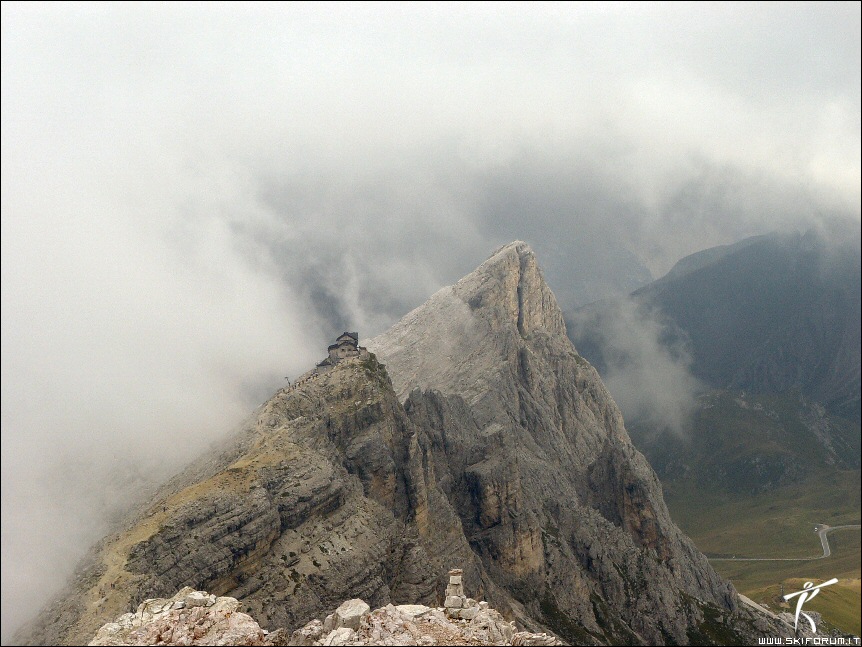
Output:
[
  {"xmin": 656, "ymin": 234, "xmax": 777, "ymax": 285},
  {"xmin": 567, "ymin": 230, "xmax": 861, "ymax": 634},
  {"xmin": 632, "ymin": 390, "xmax": 861, "ymax": 496},
  {"xmin": 574, "ymin": 230, "xmax": 861, "ymax": 421}
]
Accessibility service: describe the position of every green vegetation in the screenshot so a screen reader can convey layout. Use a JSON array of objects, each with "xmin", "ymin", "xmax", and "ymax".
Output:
[
  {"xmin": 632, "ymin": 390, "xmax": 862, "ymax": 637},
  {"xmin": 745, "ymin": 573, "xmax": 861, "ymax": 637},
  {"xmin": 634, "ymin": 391, "xmax": 861, "ymax": 498},
  {"xmin": 792, "ymin": 576, "xmax": 859, "ymax": 637},
  {"xmin": 664, "ymin": 469, "xmax": 860, "ymax": 559},
  {"xmin": 588, "ymin": 592, "xmax": 641, "ymax": 645},
  {"xmin": 663, "ymin": 471, "xmax": 860, "ymax": 636},
  {"xmin": 708, "ymin": 531, "xmax": 860, "ymax": 590}
]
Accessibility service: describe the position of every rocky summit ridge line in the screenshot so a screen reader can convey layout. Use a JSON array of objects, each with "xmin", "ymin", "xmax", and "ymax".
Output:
[{"xmin": 16, "ymin": 241, "xmax": 789, "ymax": 645}]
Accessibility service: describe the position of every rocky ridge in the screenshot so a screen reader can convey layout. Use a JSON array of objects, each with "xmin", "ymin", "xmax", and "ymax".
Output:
[
  {"xmin": 284, "ymin": 568, "xmax": 562, "ymax": 646},
  {"xmin": 88, "ymin": 572, "xmax": 561, "ymax": 646},
  {"xmin": 18, "ymin": 241, "xmax": 793, "ymax": 645},
  {"xmin": 89, "ymin": 587, "xmax": 272, "ymax": 646},
  {"xmin": 18, "ymin": 350, "xmax": 484, "ymax": 645}
]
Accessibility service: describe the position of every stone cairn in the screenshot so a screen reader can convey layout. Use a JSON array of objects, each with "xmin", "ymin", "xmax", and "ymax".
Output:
[{"xmin": 443, "ymin": 568, "xmax": 487, "ymax": 621}]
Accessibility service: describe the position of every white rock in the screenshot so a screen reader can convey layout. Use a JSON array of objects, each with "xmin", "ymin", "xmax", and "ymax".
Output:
[
  {"xmin": 459, "ymin": 606, "xmax": 479, "ymax": 620},
  {"xmin": 211, "ymin": 596, "xmax": 240, "ymax": 614},
  {"xmin": 89, "ymin": 588, "xmax": 266, "ymax": 646},
  {"xmin": 184, "ymin": 591, "xmax": 215, "ymax": 608},
  {"xmin": 396, "ymin": 604, "xmax": 431, "ymax": 618},
  {"xmin": 323, "ymin": 627, "xmax": 356, "ymax": 646},
  {"xmin": 289, "ymin": 618, "xmax": 324, "ymax": 646},
  {"xmin": 467, "ymin": 608, "xmax": 515, "ymax": 644},
  {"xmin": 512, "ymin": 631, "xmax": 563, "ymax": 645},
  {"xmin": 115, "ymin": 613, "xmax": 135, "ymax": 630},
  {"xmin": 323, "ymin": 613, "xmax": 336, "ymax": 633},
  {"xmin": 444, "ymin": 596, "xmax": 463, "ymax": 608},
  {"xmin": 334, "ymin": 598, "xmax": 370, "ymax": 630},
  {"xmin": 90, "ymin": 584, "xmax": 565, "ymax": 647},
  {"xmin": 445, "ymin": 584, "xmax": 465, "ymax": 597}
]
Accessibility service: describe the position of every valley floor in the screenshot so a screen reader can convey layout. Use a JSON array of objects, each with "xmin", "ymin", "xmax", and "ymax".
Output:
[{"xmin": 663, "ymin": 470, "xmax": 862, "ymax": 636}]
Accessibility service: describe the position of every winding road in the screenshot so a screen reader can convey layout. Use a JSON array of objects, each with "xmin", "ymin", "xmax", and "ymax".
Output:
[{"xmin": 708, "ymin": 523, "xmax": 861, "ymax": 562}]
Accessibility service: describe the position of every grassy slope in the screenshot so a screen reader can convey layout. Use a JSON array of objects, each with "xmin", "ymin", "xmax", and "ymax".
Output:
[
  {"xmin": 663, "ymin": 472, "xmax": 861, "ymax": 636},
  {"xmin": 646, "ymin": 391, "xmax": 861, "ymax": 634},
  {"xmin": 664, "ymin": 470, "xmax": 860, "ymax": 558},
  {"xmin": 743, "ymin": 572, "xmax": 860, "ymax": 636},
  {"xmin": 732, "ymin": 543, "xmax": 861, "ymax": 638},
  {"xmin": 638, "ymin": 391, "xmax": 861, "ymax": 497}
]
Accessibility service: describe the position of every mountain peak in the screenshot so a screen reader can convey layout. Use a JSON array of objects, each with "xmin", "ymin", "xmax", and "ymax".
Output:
[
  {"xmin": 368, "ymin": 243, "xmax": 755, "ymax": 644},
  {"xmin": 485, "ymin": 239, "xmax": 533, "ymax": 261},
  {"xmin": 367, "ymin": 241, "xmax": 567, "ymax": 400},
  {"xmin": 455, "ymin": 240, "xmax": 565, "ymax": 338}
]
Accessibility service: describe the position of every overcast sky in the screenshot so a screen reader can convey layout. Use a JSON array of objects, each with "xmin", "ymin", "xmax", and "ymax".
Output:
[{"xmin": 2, "ymin": 2, "xmax": 860, "ymax": 642}]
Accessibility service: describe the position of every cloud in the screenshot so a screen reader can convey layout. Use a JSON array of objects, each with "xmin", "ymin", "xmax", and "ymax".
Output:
[
  {"xmin": 1, "ymin": 3, "xmax": 859, "ymax": 641},
  {"xmin": 568, "ymin": 298, "xmax": 703, "ymax": 437},
  {"xmin": 0, "ymin": 124, "xmax": 322, "ymax": 641}
]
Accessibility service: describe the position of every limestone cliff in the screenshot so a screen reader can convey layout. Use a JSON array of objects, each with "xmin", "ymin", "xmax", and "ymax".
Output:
[
  {"xmin": 17, "ymin": 352, "xmax": 484, "ymax": 646},
  {"xmin": 17, "ymin": 241, "xmax": 789, "ymax": 646},
  {"xmin": 368, "ymin": 241, "xmax": 775, "ymax": 643}
]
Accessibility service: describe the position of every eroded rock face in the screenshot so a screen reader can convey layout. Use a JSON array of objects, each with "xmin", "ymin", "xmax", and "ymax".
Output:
[
  {"xmin": 18, "ymin": 348, "xmax": 490, "ymax": 646},
  {"xmin": 367, "ymin": 242, "xmax": 748, "ymax": 644},
  {"xmin": 20, "ymin": 241, "xmax": 793, "ymax": 646}
]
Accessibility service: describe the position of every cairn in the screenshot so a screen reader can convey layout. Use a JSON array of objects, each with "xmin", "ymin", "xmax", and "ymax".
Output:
[{"xmin": 443, "ymin": 568, "xmax": 486, "ymax": 620}]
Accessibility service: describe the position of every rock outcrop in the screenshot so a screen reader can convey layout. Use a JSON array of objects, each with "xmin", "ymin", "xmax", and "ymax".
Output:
[
  {"xmin": 18, "ymin": 241, "xmax": 793, "ymax": 646},
  {"xmin": 287, "ymin": 577, "xmax": 562, "ymax": 647},
  {"xmin": 89, "ymin": 578, "xmax": 562, "ymax": 646},
  {"xmin": 88, "ymin": 587, "xmax": 273, "ymax": 646}
]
